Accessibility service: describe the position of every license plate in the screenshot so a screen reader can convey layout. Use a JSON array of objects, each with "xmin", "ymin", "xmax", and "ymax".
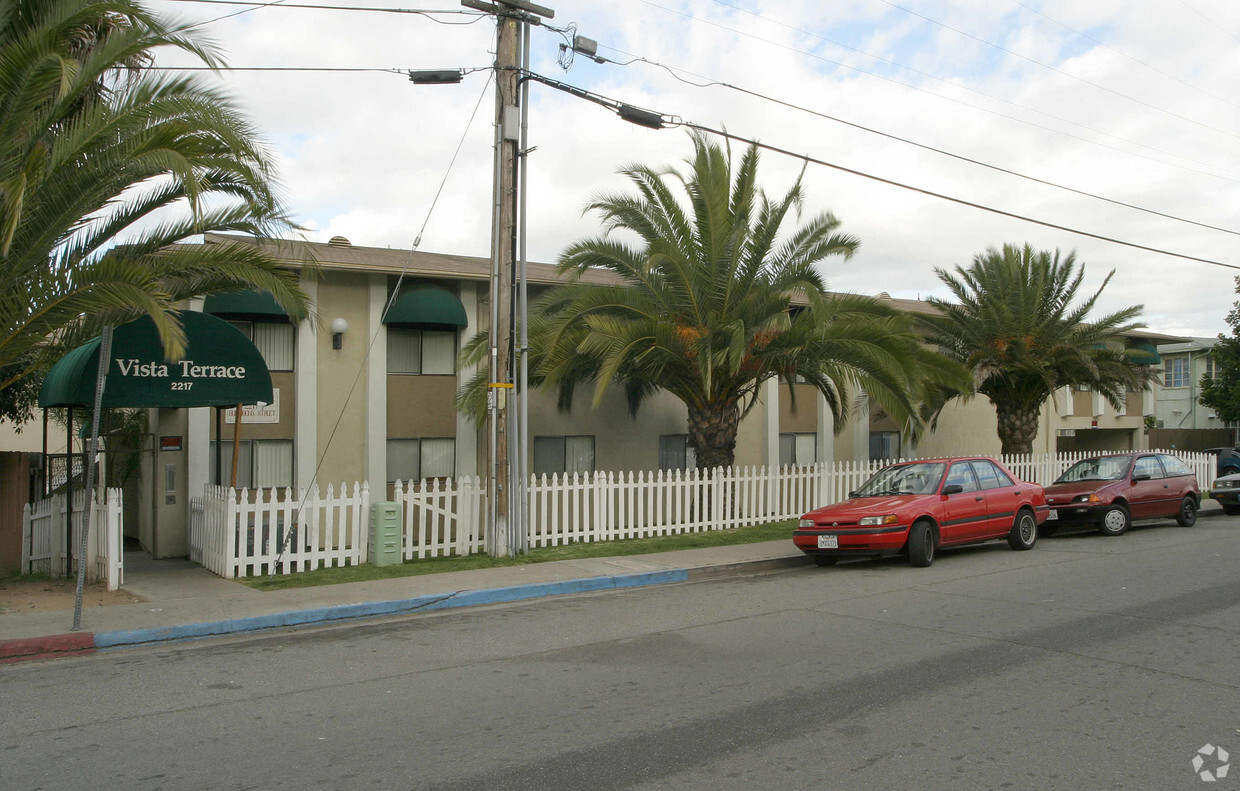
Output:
[
  {"xmin": 817, "ymin": 534, "xmax": 838, "ymax": 549},
  {"xmin": 1046, "ymin": 510, "xmax": 1058, "ymax": 521}
]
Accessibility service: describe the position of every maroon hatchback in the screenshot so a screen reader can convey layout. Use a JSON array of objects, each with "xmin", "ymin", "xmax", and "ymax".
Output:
[{"xmin": 1041, "ymin": 452, "xmax": 1200, "ymax": 536}]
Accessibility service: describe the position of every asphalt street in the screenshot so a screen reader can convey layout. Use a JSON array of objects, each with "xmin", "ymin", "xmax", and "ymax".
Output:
[{"xmin": 3, "ymin": 516, "xmax": 1238, "ymax": 791}]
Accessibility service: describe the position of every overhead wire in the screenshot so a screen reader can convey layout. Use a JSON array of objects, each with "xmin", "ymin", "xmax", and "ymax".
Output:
[
  {"xmin": 270, "ymin": 70, "xmax": 493, "ymax": 570},
  {"xmin": 587, "ymin": 50, "xmax": 1240, "ymax": 237},
  {"xmin": 868, "ymin": 0, "xmax": 1240, "ymax": 141},
  {"xmin": 521, "ymin": 71, "xmax": 1238, "ymax": 272},
  {"xmin": 1174, "ymin": 0, "xmax": 1240, "ymax": 44},
  {"xmin": 1010, "ymin": 0, "xmax": 1237, "ymax": 110},
  {"xmin": 159, "ymin": 0, "xmax": 490, "ymax": 24},
  {"xmin": 630, "ymin": 1, "xmax": 1240, "ymax": 182}
]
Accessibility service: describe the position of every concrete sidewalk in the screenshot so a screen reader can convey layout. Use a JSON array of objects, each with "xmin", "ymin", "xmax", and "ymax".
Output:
[
  {"xmin": 3, "ymin": 500, "xmax": 1225, "ymax": 662},
  {"xmin": 0, "ymin": 538, "xmax": 811, "ymax": 662}
]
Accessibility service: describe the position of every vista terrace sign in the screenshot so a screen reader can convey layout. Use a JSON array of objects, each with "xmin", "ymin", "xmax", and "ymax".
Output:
[{"xmin": 40, "ymin": 311, "xmax": 273, "ymax": 410}]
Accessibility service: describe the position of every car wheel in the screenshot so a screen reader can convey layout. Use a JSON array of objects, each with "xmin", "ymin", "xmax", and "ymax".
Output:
[
  {"xmin": 1097, "ymin": 503, "xmax": 1131, "ymax": 536},
  {"xmin": 1224, "ymin": 504, "xmax": 1240, "ymax": 516},
  {"xmin": 907, "ymin": 520, "xmax": 935, "ymax": 567},
  {"xmin": 813, "ymin": 555, "xmax": 837, "ymax": 567},
  {"xmin": 1007, "ymin": 509, "xmax": 1037, "ymax": 550},
  {"xmin": 1175, "ymin": 496, "xmax": 1198, "ymax": 527}
]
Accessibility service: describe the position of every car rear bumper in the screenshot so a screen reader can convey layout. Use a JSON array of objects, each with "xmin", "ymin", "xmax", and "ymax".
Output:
[{"xmin": 792, "ymin": 526, "xmax": 910, "ymax": 556}]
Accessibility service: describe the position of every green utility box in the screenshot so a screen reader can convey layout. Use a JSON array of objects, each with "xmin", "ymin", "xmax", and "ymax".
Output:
[{"xmin": 368, "ymin": 501, "xmax": 402, "ymax": 567}]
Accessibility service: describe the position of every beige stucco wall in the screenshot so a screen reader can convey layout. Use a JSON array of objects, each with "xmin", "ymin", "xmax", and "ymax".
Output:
[
  {"xmin": 314, "ymin": 273, "xmax": 372, "ymax": 486},
  {"xmin": 778, "ymin": 384, "xmax": 820, "ymax": 433},
  {"xmin": 0, "ymin": 419, "xmax": 48, "ymax": 453},
  {"xmin": 526, "ymin": 386, "xmax": 690, "ymax": 473},
  {"xmin": 387, "ymin": 375, "xmax": 457, "ymax": 438}
]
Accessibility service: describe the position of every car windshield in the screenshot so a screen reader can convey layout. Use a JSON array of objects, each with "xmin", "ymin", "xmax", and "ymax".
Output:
[
  {"xmin": 853, "ymin": 462, "xmax": 946, "ymax": 496},
  {"xmin": 1055, "ymin": 455, "xmax": 1131, "ymax": 483}
]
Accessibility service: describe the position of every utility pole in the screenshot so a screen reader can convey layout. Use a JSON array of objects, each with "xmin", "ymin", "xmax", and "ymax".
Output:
[{"xmin": 463, "ymin": 0, "xmax": 553, "ymax": 557}]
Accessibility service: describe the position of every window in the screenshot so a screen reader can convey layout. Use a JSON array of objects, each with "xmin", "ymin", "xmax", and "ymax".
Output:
[
  {"xmin": 944, "ymin": 462, "xmax": 980, "ymax": 492},
  {"xmin": 1133, "ymin": 456, "xmax": 1165, "ymax": 479},
  {"xmin": 969, "ymin": 460, "xmax": 1002, "ymax": 489},
  {"xmin": 1204, "ymin": 355, "xmax": 1216, "ymax": 382},
  {"xmin": 779, "ymin": 433, "xmax": 817, "ymax": 466},
  {"xmin": 386, "ymin": 437, "xmax": 455, "ymax": 482},
  {"xmin": 210, "ymin": 439, "xmax": 293, "ymax": 489},
  {"xmin": 1158, "ymin": 455, "xmax": 1193, "ymax": 477},
  {"xmin": 1165, "ymin": 356, "xmax": 1190, "ymax": 388},
  {"xmin": 533, "ymin": 435, "xmax": 594, "ymax": 476},
  {"xmin": 228, "ymin": 321, "xmax": 295, "ymax": 371},
  {"xmin": 387, "ymin": 328, "xmax": 456, "ymax": 374},
  {"xmin": 659, "ymin": 435, "xmax": 697, "ymax": 470},
  {"xmin": 869, "ymin": 431, "xmax": 900, "ymax": 460}
]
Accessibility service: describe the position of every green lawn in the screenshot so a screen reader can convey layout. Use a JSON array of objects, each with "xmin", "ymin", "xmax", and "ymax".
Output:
[{"xmin": 239, "ymin": 519, "xmax": 799, "ymax": 592}]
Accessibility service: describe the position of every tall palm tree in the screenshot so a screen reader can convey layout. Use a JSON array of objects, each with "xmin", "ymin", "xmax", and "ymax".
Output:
[
  {"xmin": 919, "ymin": 243, "xmax": 1150, "ymax": 455},
  {"xmin": 462, "ymin": 132, "xmax": 966, "ymax": 468},
  {"xmin": 0, "ymin": 0, "xmax": 313, "ymax": 420}
]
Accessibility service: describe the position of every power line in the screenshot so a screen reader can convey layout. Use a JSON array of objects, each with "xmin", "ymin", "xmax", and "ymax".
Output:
[
  {"xmin": 870, "ymin": 0, "xmax": 1240, "ymax": 142},
  {"xmin": 522, "ymin": 72, "xmax": 1238, "ymax": 272},
  {"xmin": 159, "ymin": 0, "xmax": 489, "ymax": 23},
  {"xmin": 1010, "ymin": 0, "xmax": 1237, "ymax": 110},
  {"xmin": 1175, "ymin": 0, "xmax": 1240, "ymax": 44},
  {"xmin": 589, "ymin": 51, "xmax": 1240, "ymax": 237},
  {"xmin": 140, "ymin": 65, "xmax": 407, "ymax": 72},
  {"xmin": 181, "ymin": 0, "xmax": 289, "ymax": 30},
  {"xmin": 628, "ymin": 2, "xmax": 1240, "ymax": 182}
]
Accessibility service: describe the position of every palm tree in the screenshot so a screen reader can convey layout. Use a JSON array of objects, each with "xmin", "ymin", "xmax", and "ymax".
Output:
[
  {"xmin": 462, "ymin": 132, "xmax": 966, "ymax": 468},
  {"xmin": 0, "ymin": 0, "xmax": 313, "ymax": 420},
  {"xmin": 919, "ymin": 243, "xmax": 1150, "ymax": 456}
]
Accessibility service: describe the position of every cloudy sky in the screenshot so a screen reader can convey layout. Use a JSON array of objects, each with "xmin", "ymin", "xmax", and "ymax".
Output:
[{"xmin": 152, "ymin": 0, "xmax": 1240, "ymax": 338}]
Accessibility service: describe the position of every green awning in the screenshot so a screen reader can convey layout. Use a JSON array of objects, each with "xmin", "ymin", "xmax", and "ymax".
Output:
[
  {"xmin": 202, "ymin": 289, "xmax": 288, "ymax": 319},
  {"xmin": 40, "ymin": 311, "xmax": 273, "ymax": 408},
  {"xmin": 1127, "ymin": 340, "xmax": 1161, "ymax": 365},
  {"xmin": 382, "ymin": 285, "xmax": 467, "ymax": 328}
]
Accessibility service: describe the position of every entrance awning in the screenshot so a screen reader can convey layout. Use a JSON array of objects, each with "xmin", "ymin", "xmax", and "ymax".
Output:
[
  {"xmin": 202, "ymin": 289, "xmax": 289, "ymax": 320},
  {"xmin": 382, "ymin": 285, "xmax": 468, "ymax": 327},
  {"xmin": 39, "ymin": 311, "xmax": 273, "ymax": 408}
]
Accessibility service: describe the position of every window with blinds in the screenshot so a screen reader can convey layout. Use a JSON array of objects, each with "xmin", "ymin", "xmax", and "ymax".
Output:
[
  {"xmin": 658, "ymin": 435, "xmax": 697, "ymax": 470},
  {"xmin": 227, "ymin": 321, "xmax": 295, "ymax": 371},
  {"xmin": 779, "ymin": 432, "xmax": 817, "ymax": 466},
  {"xmin": 209, "ymin": 439, "xmax": 293, "ymax": 489},
  {"xmin": 387, "ymin": 329, "xmax": 456, "ymax": 375},
  {"xmin": 386, "ymin": 437, "xmax": 455, "ymax": 482},
  {"xmin": 533, "ymin": 436, "xmax": 595, "ymax": 476}
]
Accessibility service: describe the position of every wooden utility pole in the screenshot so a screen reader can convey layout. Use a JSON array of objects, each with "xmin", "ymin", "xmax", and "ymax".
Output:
[{"xmin": 466, "ymin": 0, "xmax": 553, "ymax": 557}]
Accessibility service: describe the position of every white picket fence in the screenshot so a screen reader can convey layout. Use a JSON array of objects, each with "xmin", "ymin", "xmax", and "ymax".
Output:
[
  {"xmin": 184, "ymin": 449, "xmax": 1216, "ymax": 579},
  {"xmin": 21, "ymin": 489, "xmax": 124, "ymax": 591},
  {"xmin": 189, "ymin": 483, "xmax": 371, "ymax": 578}
]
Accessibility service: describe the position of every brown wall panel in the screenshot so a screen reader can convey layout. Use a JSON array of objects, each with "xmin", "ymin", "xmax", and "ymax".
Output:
[{"xmin": 387, "ymin": 375, "xmax": 457, "ymax": 437}]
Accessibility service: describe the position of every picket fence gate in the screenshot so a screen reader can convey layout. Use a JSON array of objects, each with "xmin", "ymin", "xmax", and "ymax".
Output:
[
  {"xmin": 21, "ymin": 488, "xmax": 124, "ymax": 591},
  {"xmin": 185, "ymin": 449, "xmax": 1216, "ymax": 579}
]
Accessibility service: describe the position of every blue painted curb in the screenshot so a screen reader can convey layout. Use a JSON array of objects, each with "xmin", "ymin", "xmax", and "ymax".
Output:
[{"xmin": 93, "ymin": 569, "xmax": 689, "ymax": 649}]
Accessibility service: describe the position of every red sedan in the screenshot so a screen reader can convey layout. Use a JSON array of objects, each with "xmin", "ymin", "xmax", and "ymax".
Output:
[{"xmin": 794, "ymin": 457, "xmax": 1048, "ymax": 567}]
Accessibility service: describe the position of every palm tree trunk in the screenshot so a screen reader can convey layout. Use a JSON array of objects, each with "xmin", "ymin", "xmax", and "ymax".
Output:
[
  {"xmin": 994, "ymin": 398, "xmax": 1041, "ymax": 456},
  {"xmin": 687, "ymin": 398, "xmax": 740, "ymax": 469}
]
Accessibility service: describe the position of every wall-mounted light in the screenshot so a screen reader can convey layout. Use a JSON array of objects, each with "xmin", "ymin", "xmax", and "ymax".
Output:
[{"xmin": 331, "ymin": 317, "xmax": 348, "ymax": 350}]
